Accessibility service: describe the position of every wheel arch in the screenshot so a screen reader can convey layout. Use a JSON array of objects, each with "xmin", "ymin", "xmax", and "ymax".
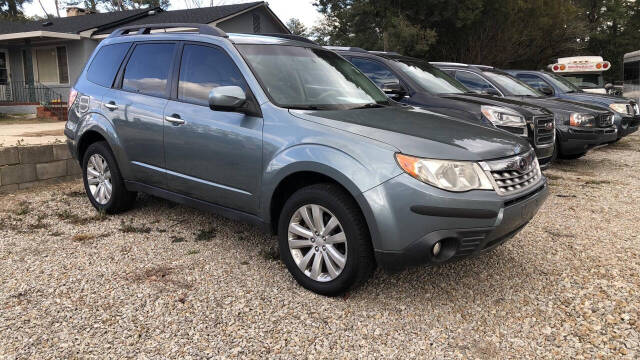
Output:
[
  {"xmin": 75, "ymin": 113, "xmax": 131, "ymax": 179},
  {"xmin": 263, "ymin": 155, "xmax": 387, "ymax": 251}
]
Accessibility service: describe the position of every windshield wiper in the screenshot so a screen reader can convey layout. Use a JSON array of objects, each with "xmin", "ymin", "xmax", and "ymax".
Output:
[
  {"xmin": 349, "ymin": 103, "xmax": 387, "ymax": 110},
  {"xmin": 287, "ymin": 105, "xmax": 321, "ymax": 110}
]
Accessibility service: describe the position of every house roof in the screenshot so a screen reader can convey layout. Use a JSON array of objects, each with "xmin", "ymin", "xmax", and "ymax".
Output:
[
  {"xmin": 0, "ymin": 1, "xmax": 278, "ymax": 38},
  {"xmin": 94, "ymin": 2, "xmax": 267, "ymax": 35},
  {"xmin": 0, "ymin": 7, "xmax": 153, "ymax": 35}
]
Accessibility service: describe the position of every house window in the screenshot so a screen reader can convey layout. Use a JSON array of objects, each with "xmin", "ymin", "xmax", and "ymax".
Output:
[
  {"xmin": 33, "ymin": 46, "xmax": 69, "ymax": 84},
  {"xmin": 252, "ymin": 13, "xmax": 261, "ymax": 33}
]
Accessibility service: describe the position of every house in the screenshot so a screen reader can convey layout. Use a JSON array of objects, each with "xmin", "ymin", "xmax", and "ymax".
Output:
[{"xmin": 0, "ymin": 1, "xmax": 289, "ymax": 116}]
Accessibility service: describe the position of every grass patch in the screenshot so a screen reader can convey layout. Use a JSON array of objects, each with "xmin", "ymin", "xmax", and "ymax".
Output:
[
  {"xmin": 14, "ymin": 201, "xmax": 31, "ymax": 216},
  {"xmin": 260, "ymin": 246, "xmax": 280, "ymax": 261},
  {"xmin": 120, "ymin": 220, "xmax": 152, "ymax": 234},
  {"xmin": 186, "ymin": 249, "xmax": 200, "ymax": 255},
  {"xmin": 65, "ymin": 190, "xmax": 86, "ymax": 198},
  {"xmin": 171, "ymin": 236, "xmax": 186, "ymax": 243},
  {"xmin": 72, "ymin": 233, "xmax": 96, "ymax": 242},
  {"xmin": 545, "ymin": 230, "xmax": 575, "ymax": 238},
  {"xmin": 57, "ymin": 209, "xmax": 107, "ymax": 225},
  {"xmin": 544, "ymin": 173, "xmax": 564, "ymax": 181},
  {"xmin": 195, "ymin": 227, "xmax": 217, "ymax": 242},
  {"xmin": 132, "ymin": 265, "xmax": 192, "ymax": 289},
  {"xmin": 583, "ymin": 179, "xmax": 611, "ymax": 186},
  {"xmin": 31, "ymin": 220, "xmax": 47, "ymax": 229}
]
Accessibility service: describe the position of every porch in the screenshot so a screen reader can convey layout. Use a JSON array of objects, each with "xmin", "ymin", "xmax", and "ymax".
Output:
[{"xmin": 0, "ymin": 33, "xmax": 95, "ymax": 120}]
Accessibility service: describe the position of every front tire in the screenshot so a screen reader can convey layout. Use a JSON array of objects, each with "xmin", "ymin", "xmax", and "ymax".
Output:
[
  {"xmin": 278, "ymin": 183, "xmax": 375, "ymax": 296},
  {"xmin": 82, "ymin": 141, "xmax": 136, "ymax": 214}
]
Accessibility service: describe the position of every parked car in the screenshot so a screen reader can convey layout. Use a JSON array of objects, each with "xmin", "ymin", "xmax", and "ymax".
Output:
[
  {"xmin": 506, "ymin": 70, "xmax": 640, "ymax": 140},
  {"xmin": 433, "ymin": 63, "xmax": 617, "ymax": 160},
  {"xmin": 328, "ymin": 47, "xmax": 556, "ymax": 167},
  {"xmin": 66, "ymin": 24, "xmax": 549, "ymax": 296}
]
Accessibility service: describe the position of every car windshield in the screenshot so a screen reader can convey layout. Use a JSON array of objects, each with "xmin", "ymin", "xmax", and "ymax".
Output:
[
  {"xmin": 236, "ymin": 44, "xmax": 389, "ymax": 110},
  {"xmin": 482, "ymin": 71, "xmax": 542, "ymax": 96},
  {"xmin": 561, "ymin": 73, "xmax": 604, "ymax": 89},
  {"xmin": 392, "ymin": 59, "xmax": 468, "ymax": 94},
  {"xmin": 546, "ymin": 72, "xmax": 583, "ymax": 93}
]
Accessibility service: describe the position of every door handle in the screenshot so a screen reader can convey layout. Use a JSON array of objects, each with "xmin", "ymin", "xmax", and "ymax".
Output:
[
  {"xmin": 165, "ymin": 115, "xmax": 185, "ymax": 125},
  {"xmin": 104, "ymin": 101, "xmax": 118, "ymax": 110}
]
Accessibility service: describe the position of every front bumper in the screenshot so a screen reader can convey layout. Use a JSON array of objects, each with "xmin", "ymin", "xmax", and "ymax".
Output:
[
  {"xmin": 363, "ymin": 173, "xmax": 549, "ymax": 271},
  {"xmin": 534, "ymin": 145, "xmax": 554, "ymax": 168},
  {"xmin": 557, "ymin": 126, "xmax": 617, "ymax": 155},
  {"xmin": 617, "ymin": 115, "xmax": 640, "ymax": 138}
]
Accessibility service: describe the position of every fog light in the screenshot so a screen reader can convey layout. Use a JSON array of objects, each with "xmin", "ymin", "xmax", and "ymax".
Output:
[{"xmin": 432, "ymin": 242, "xmax": 442, "ymax": 256}]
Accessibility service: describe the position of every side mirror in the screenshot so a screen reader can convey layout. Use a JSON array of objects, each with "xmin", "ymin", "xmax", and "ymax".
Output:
[
  {"xmin": 538, "ymin": 86, "xmax": 554, "ymax": 96},
  {"xmin": 381, "ymin": 82, "xmax": 406, "ymax": 99},
  {"xmin": 605, "ymin": 83, "xmax": 613, "ymax": 90},
  {"xmin": 208, "ymin": 86, "xmax": 247, "ymax": 112},
  {"xmin": 482, "ymin": 87, "xmax": 501, "ymax": 96}
]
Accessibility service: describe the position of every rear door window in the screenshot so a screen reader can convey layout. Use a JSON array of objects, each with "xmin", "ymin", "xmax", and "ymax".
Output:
[
  {"xmin": 516, "ymin": 73, "xmax": 551, "ymax": 90},
  {"xmin": 454, "ymin": 71, "xmax": 496, "ymax": 93},
  {"xmin": 349, "ymin": 57, "xmax": 401, "ymax": 88},
  {"xmin": 122, "ymin": 43, "xmax": 175, "ymax": 97},
  {"xmin": 178, "ymin": 44, "xmax": 247, "ymax": 106},
  {"xmin": 86, "ymin": 43, "xmax": 131, "ymax": 88}
]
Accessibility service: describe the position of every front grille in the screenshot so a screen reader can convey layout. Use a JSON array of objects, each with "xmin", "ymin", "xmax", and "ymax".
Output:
[
  {"xmin": 631, "ymin": 102, "xmax": 639, "ymax": 115},
  {"xmin": 482, "ymin": 150, "xmax": 543, "ymax": 196},
  {"xmin": 533, "ymin": 115, "xmax": 554, "ymax": 145},
  {"xmin": 598, "ymin": 114, "xmax": 614, "ymax": 127}
]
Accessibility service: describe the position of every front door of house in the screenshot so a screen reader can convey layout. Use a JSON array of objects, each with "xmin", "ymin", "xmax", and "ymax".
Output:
[{"xmin": 0, "ymin": 50, "xmax": 10, "ymax": 101}]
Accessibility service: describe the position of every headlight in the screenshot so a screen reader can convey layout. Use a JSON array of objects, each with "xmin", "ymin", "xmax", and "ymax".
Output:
[
  {"xmin": 395, "ymin": 154, "xmax": 494, "ymax": 192},
  {"xmin": 609, "ymin": 103, "xmax": 632, "ymax": 115},
  {"xmin": 569, "ymin": 113, "xmax": 595, "ymax": 127},
  {"xmin": 481, "ymin": 105, "xmax": 527, "ymax": 136}
]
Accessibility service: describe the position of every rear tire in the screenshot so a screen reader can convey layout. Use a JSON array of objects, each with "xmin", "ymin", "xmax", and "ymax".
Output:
[
  {"xmin": 278, "ymin": 183, "xmax": 375, "ymax": 296},
  {"xmin": 82, "ymin": 141, "xmax": 136, "ymax": 214}
]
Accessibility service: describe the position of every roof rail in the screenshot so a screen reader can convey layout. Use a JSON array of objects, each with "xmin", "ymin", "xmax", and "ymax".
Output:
[
  {"xmin": 323, "ymin": 46, "xmax": 368, "ymax": 53},
  {"xmin": 260, "ymin": 33, "xmax": 317, "ymax": 45},
  {"xmin": 470, "ymin": 64, "xmax": 494, "ymax": 69},
  {"xmin": 107, "ymin": 23, "xmax": 228, "ymax": 38},
  {"xmin": 369, "ymin": 51, "xmax": 400, "ymax": 56},
  {"xmin": 430, "ymin": 62, "xmax": 469, "ymax": 67}
]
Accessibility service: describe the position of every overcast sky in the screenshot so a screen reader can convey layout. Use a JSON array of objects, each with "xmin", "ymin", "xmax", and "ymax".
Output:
[{"xmin": 23, "ymin": 0, "xmax": 322, "ymax": 28}]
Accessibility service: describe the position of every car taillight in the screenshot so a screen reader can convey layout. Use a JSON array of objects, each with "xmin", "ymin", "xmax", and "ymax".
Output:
[
  {"xmin": 603, "ymin": 62, "xmax": 609, "ymax": 69},
  {"xmin": 559, "ymin": 64, "xmax": 566, "ymax": 71},
  {"xmin": 553, "ymin": 65, "xmax": 559, "ymax": 71},
  {"xmin": 596, "ymin": 63, "xmax": 602, "ymax": 69},
  {"xmin": 68, "ymin": 88, "xmax": 78, "ymax": 109}
]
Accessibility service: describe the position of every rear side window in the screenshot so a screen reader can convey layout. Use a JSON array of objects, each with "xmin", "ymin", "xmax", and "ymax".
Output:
[
  {"xmin": 86, "ymin": 43, "xmax": 130, "ymax": 87},
  {"xmin": 122, "ymin": 43, "xmax": 175, "ymax": 97},
  {"xmin": 350, "ymin": 57, "xmax": 400, "ymax": 87},
  {"xmin": 454, "ymin": 71, "xmax": 495, "ymax": 92},
  {"xmin": 178, "ymin": 44, "xmax": 247, "ymax": 106},
  {"xmin": 516, "ymin": 74, "xmax": 550, "ymax": 90}
]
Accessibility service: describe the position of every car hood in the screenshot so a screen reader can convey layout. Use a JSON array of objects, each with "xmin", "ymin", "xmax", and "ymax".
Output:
[
  {"xmin": 289, "ymin": 106, "xmax": 531, "ymax": 161},
  {"xmin": 504, "ymin": 96, "xmax": 611, "ymax": 115},
  {"xmin": 440, "ymin": 93, "xmax": 553, "ymax": 117},
  {"xmin": 561, "ymin": 92, "xmax": 635, "ymax": 107}
]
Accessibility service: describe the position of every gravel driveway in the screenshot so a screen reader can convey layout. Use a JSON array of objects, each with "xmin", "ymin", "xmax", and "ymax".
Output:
[{"xmin": 1, "ymin": 134, "xmax": 639, "ymax": 358}]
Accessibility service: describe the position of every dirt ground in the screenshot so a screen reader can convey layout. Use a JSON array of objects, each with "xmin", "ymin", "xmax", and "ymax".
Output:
[{"xmin": 1, "ymin": 134, "xmax": 639, "ymax": 358}]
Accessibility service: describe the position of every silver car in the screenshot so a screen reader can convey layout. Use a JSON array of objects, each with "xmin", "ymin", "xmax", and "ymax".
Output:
[{"xmin": 65, "ymin": 24, "xmax": 548, "ymax": 295}]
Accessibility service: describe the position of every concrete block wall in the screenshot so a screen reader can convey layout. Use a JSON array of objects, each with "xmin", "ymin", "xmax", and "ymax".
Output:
[{"xmin": 0, "ymin": 143, "xmax": 82, "ymax": 194}]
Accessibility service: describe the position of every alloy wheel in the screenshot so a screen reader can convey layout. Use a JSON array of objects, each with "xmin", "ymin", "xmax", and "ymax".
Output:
[
  {"xmin": 86, "ymin": 154, "xmax": 112, "ymax": 205},
  {"xmin": 287, "ymin": 204, "xmax": 348, "ymax": 282}
]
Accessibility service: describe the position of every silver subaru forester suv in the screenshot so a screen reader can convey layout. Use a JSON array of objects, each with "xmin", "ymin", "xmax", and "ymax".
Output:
[{"xmin": 65, "ymin": 24, "xmax": 548, "ymax": 295}]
